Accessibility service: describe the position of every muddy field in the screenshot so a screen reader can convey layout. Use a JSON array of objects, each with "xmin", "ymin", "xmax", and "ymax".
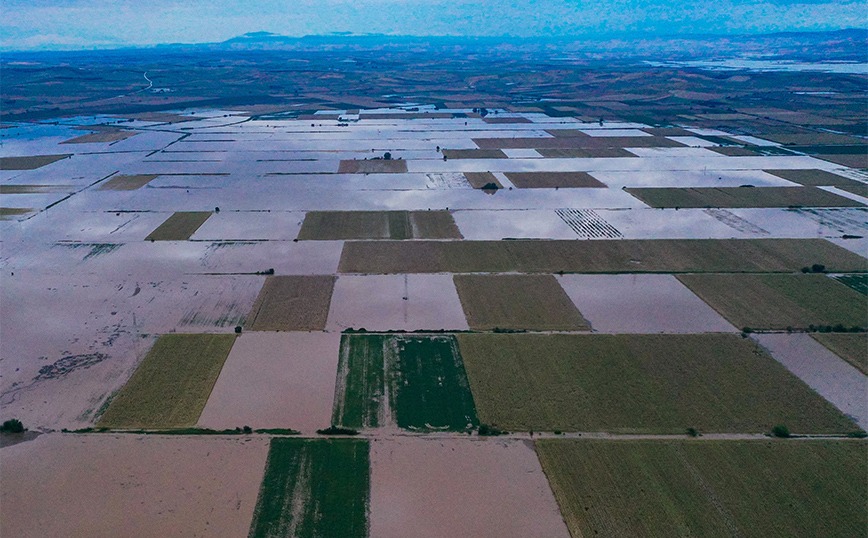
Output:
[
  {"xmin": 456, "ymin": 333, "xmax": 859, "ymax": 433},
  {"xmin": 245, "ymin": 275, "xmax": 336, "ymax": 331},
  {"xmin": 626, "ymin": 186, "xmax": 863, "ymax": 208},
  {"xmin": 537, "ymin": 439, "xmax": 867, "ymax": 538},
  {"xmin": 454, "ymin": 274, "xmax": 589, "ymax": 331},
  {"xmin": 144, "ymin": 211, "xmax": 213, "ymax": 240}
]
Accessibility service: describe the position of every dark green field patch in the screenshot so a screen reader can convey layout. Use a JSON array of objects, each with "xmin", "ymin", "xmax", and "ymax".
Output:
[
  {"xmin": 248, "ymin": 438, "xmax": 369, "ymax": 538},
  {"xmin": 833, "ymin": 273, "xmax": 868, "ymax": 295},
  {"xmin": 625, "ymin": 186, "xmax": 863, "ymax": 209},
  {"xmin": 145, "ymin": 211, "xmax": 212, "ymax": 241},
  {"xmin": 332, "ymin": 334, "xmax": 478, "ymax": 432}
]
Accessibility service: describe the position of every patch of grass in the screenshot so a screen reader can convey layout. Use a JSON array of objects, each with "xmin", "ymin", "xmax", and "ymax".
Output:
[
  {"xmin": 332, "ymin": 334, "xmax": 478, "ymax": 431},
  {"xmin": 144, "ymin": 211, "xmax": 212, "ymax": 241},
  {"xmin": 98, "ymin": 174, "xmax": 159, "ymax": 191},
  {"xmin": 536, "ymin": 439, "xmax": 868, "ymax": 538},
  {"xmin": 245, "ymin": 275, "xmax": 336, "ymax": 331},
  {"xmin": 442, "ymin": 149, "xmax": 507, "ymax": 159},
  {"xmin": 248, "ymin": 438, "xmax": 369, "ymax": 538},
  {"xmin": 0, "ymin": 154, "xmax": 71, "ymax": 170},
  {"xmin": 453, "ymin": 274, "xmax": 589, "ymax": 331},
  {"xmin": 298, "ymin": 210, "xmax": 460, "ymax": 240},
  {"xmin": 337, "ymin": 159, "xmax": 407, "ymax": 173},
  {"xmin": 811, "ymin": 333, "xmax": 868, "ymax": 375},
  {"xmin": 96, "ymin": 333, "xmax": 236, "ymax": 429},
  {"xmin": 338, "ymin": 238, "xmax": 867, "ymax": 274},
  {"xmin": 764, "ymin": 169, "xmax": 861, "ymax": 187},
  {"xmin": 833, "ymin": 274, "xmax": 868, "ymax": 295},
  {"xmin": 456, "ymin": 333, "xmax": 859, "ymax": 434},
  {"xmin": 0, "ymin": 184, "xmax": 72, "ymax": 194},
  {"xmin": 0, "ymin": 207, "xmax": 34, "ymax": 220},
  {"xmin": 625, "ymin": 186, "xmax": 863, "ymax": 208},
  {"xmin": 676, "ymin": 273, "xmax": 867, "ymax": 331},
  {"xmin": 504, "ymin": 171, "xmax": 607, "ymax": 188}
]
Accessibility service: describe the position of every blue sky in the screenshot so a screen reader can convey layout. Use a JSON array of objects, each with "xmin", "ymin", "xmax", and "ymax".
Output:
[{"xmin": 2, "ymin": 0, "xmax": 865, "ymax": 50}]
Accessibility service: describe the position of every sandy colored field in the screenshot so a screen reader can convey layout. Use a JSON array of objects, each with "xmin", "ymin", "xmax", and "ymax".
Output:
[
  {"xmin": 97, "ymin": 333, "xmax": 237, "ymax": 429},
  {"xmin": 536, "ymin": 147, "xmax": 636, "ymax": 158},
  {"xmin": 298, "ymin": 210, "xmax": 461, "ymax": 240},
  {"xmin": 61, "ymin": 130, "xmax": 138, "ymax": 144},
  {"xmin": 0, "ymin": 184, "xmax": 72, "ymax": 194},
  {"xmin": 454, "ymin": 274, "xmax": 589, "ymax": 331},
  {"xmin": 473, "ymin": 135, "xmax": 684, "ymax": 149},
  {"xmin": 370, "ymin": 437, "xmax": 569, "ymax": 538},
  {"xmin": 245, "ymin": 275, "xmax": 336, "ymax": 331},
  {"xmin": 197, "ymin": 332, "xmax": 341, "ymax": 433},
  {"xmin": 144, "ymin": 211, "xmax": 213, "ymax": 240},
  {"xmin": 326, "ymin": 274, "xmax": 469, "ymax": 331},
  {"xmin": 0, "ymin": 154, "xmax": 71, "ymax": 170},
  {"xmin": 764, "ymin": 169, "xmax": 860, "ymax": 187},
  {"xmin": 536, "ymin": 439, "xmax": 868, "ymax": 538},
  {"xmin": 249, "ymin": 438, "xmax": 369, "ymax": 538},
  {"xmin": 625, "ymin": 186, "xmax": 863, "ymax": 208},
  {"xmin": 338, "ymin": 159, "xmax": 408, "ymax": 173},
  {"xmin": 443, "ymin": 148, "xmax": 507, "ymax": 159},
  {"xmin": 556, "ymin": 274, "xmax": 736, "ymax": 333},
  {"xmin": 676, "ymin": 273, "xmax": 867, "ymax": 331},
  {"xmin": 504, "ymin": 171, "xmax": 607, "ymax": 188},
  {"xmin": 463, "ymin": 171, "xmax": 503, "ymax": 189},
  {"xmin": 482, "ymin": 116, "xmax": 532, "ymax": 124},
  {"xmin": 332, "ymin": 334, "xmax": 478, "ymax": 431},
  {"xmin": 338, "ymin": 238, "xmax": 868, "ymax": 274},
  {"xmin": 99, "ymin": 174, "xmax": 160, "ymax": 191},
  {"xmin": 0, "ymin": 207, "xmax": 34, "ymax": 219},
  {"xmin": 810, "ymin": 333, "xmax": 868, "ymax": 375},
  {"xmin": 456, "ymin": 333, "xmax": 859, "ymax": 433},
  {"xmin": 0, "ymin": 434, "xmax": 269, "ymax": 538},
  {"xmin": 816, "ymin": 153, "xmax": 868, "ymax": 169}
]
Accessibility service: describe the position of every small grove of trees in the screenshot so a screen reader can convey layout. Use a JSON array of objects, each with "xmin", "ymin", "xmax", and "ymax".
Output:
[{"xmin": 1, "ymin": 419, "xmax": 25, "ymax": 433}]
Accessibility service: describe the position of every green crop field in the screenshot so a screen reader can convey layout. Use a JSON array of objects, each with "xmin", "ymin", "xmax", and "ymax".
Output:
[
  {"xmin": 455, "ymin": 333, "xmax": 859, "ymax": 434},
  {"xmin": 811, "ymin": 333, "xmax": 868, "ymax": 375},
  {"xmin": 337, "ymin": 238, "xmax": 867, "ymax": 274},
  {"xmin": 245, "ymin": 275, "xmax": 336, "ymax": 331},
  {"xmin": 453, "ymin": 274, "xmax": 589, "ymax": 331},
  {"xmin": 625, "ymin": 186, "xmax": 863, "ymax": 208},
  {"xmin": 332, "ymin": 334, "xmax": 478, "ymax": 431},
  {"xmin": 298, "ymin": 210, "xmax": 461, "ymax": 240},
  {"xmin": 676, "ymin": 273, "xmax": 867, "ymax": 331},
  {"xmin": 834, "ymin": 274, "xmax": 868, "ymax": 295},
  {"xmin": 97, "ymin": 334, "xmax": 236, "ymax": 429},
  {"xmin": 536, "ymin": 439, "xmax": 868, "ymax": 538},
  {"xmin": 248, "ymin": 438, "xmax": 369, "ymax": 538},
  {"xmin": 144, "ymin": 211, "xmax": 212, "ymax": 241}
]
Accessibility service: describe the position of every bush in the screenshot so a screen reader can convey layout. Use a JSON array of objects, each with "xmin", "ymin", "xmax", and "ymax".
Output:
[
  {"xmin": 772, "ymin": 425, "xmax": 790, "ymax": 438},
  {"xmin": 811, "ymin": 264, "xmax": 826, "ymax": 273},
  {"xmin": 316, "ymin": 426, "xmax": 359, "ymax": 436},
  {"xmin": 235, "ymin": 326, "xmax": 242, "ymax": 334},
  {"xmin": 1, "ymin": 419, "xmax": 24, "ymax": 433},
  {"xmin": 478, "ymin": 424, "xmax": 507, "ymax": 436},
  {"xmin": 243, "ymin": 425, "xmax": 252, "ymax": 434},
  {"xmin": 481, "ymin": 182, "xmax": 499, "ymax": 190},
  {"xmin": 686, "ymin": 427, "xmax": 699, "ymax": 437}
]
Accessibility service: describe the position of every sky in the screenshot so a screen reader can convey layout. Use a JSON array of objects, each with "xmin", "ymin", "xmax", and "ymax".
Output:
[{"xmin": 2, "ymin": 0, "xmax": 865, "ymax": 51}]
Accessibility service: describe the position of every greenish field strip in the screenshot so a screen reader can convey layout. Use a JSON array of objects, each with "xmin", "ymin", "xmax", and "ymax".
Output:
[
  {"xmin": 833, "ymin": 273, "xmax": 868, "ymax": 295},
  {"xmin": 764, "ymin": 169, "xmax": 863, "ymax": 187},
  {"xmin": 337, "ymin": 238, "xmax": 867, "ymax": 274},
  {"xmin": 60, "ymin": 130, "xmax": 138, "ymax": 144},
  {"xmin": 624, "ymin": 186, "xmax": 863, "ymax": 208},
  {"xmin": 332, "ymin": 334, "xmax": 478, "ymax": 431},
  {"xmin": 442, "ymin": 149, "xmax": 507, "ymax": 159},
  {"xmin": 504, "ymin": 172, "xmax": 607, "ymax": 189},
  {"xmin": 676, "ymin": 273, "xmax": 867, "ymax": 331},
  {"xmin": 463, "ymin": 172, "xmax": 503, "ymax": 189},
  {"xmin": 97, "ymin": 334, "xmax": 236, "ymax": 429},
  {"xmin": 811, "ymin": 333, "xmax": 868, "ymax": 375},
  {"xmin": 144, "ymin": 211, "xmax": 212, "ymax": 241},
  {"xmin": 0, "ymin": 185, "xmax": 73, "ymax": 194},
  {"xmin": 98, "ymin": 174, "xmax": 159, "ymax": 191},
  {"xmin": 245, "ymin": 275, "xmax": 335, "ymax": 331},
  {"xmin": 453, "ymin": 274, "xmax": 590, "ymax": 331},
  {"xmin": 0, "ymin": 154, "xmax": 71, "ymax": 170},
  {"xmin": 455, "ymin": 333, "xmax": 859, "ymax": 434},
  {"xmin": 298, "ymin": 210, "xmax": 461, "ymax": 240},
  {"xmin": 248, "ymin": 438, "xmax": 369, "ymax": 538},
  {"xmin": 0, "ymin": 208, "xmax": 33, "ymax": 220},
  {"xmin": 536, "ymin": 439, "xmax": 867, "ymax": 538}
]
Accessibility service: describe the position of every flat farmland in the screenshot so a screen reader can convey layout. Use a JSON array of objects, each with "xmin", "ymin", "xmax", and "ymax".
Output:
[
  {"xmin": 338, "ymin": 159, "xmax": 408, "ymax": 173},
  {"xmin": 676, "ymin": 273, "xmax": 867, "ymax": 330},
  {"xmin": 625, "ymin": 186, "xmax": 864, "ymax": 208},
  {"xmin": 463, "ymin": 171, "xmax": 503, "ymax": 189},
  {"xmin": 0, "ymin": 154, "xmax": 71, "ymax": 170},
  {"xmin": 0, "ymin": 184, "xmax": 73, "ymax": 193},
  {"xmin": 298, "ymin": 210, "xmax": 461, "ymax": 240},
  {"xmin": 245, "ymin": 275, "xmax": 336, "ymax": 331},
  {"xmin": 248, "ymin": 438, "xmax": 369, "ymax": 538},
  {"xmin": 764, "ymin": 169, "xmax": 861, "ymax": 187},
  {"xmin": 536, "ymin": 147, "xmax": 636, "ymax": 158},
  {"xmin": 536, "ymin": 439, "xmax": 867, "ymax": 538},
  {"xmin": 504, "ymin": 171, "xmax": 607, "ymax": 188},
  {"xmin": 144, "ymin": 211, "xmax": 213, "ymax": 240},
  {"xmin": 96, "ymin": 333, "xmax": 237, "ymax": 429},
  {"xmin": 332, "ymin": 334, "xmax": 478, "ymax": 431},
  {"xmin": 338, "ymin": 238, "xmax": 867, "ymax": 274},
  {"xmin": 0, "ymin": 207, "xmax": 33, "ymax": 219},
  {"xmin": 473, "ymin": 135, "xmax": 684, "ymax": 149},
  {"xmin": 811, "ymin": 333, "xmax": 868, "ymax": 375},
  {"xmin": 455, "ymin": 333, "xmax": 859, "ymax": 433},
  {"xmin": 61, "ymin": 130, "xmax": 138, "ymax": 144},
  {"xmin": 98, "ymin": 174, "xmax": 159, "ymax": 190},
  {"xmin": 442, "ymin": 148, "xmax": 507, "ymax": 159},
  {"xmin": 453, "ymin": 274, "xmax": 590, "ymax": 331}
]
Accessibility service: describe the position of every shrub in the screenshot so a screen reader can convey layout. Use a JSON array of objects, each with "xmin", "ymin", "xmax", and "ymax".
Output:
[
  {"xmin": 686, "ymin": 427, "xmax": 699, "ymax": 437},
  {"xmin": 243, "ymin": 425, "xmax": 253, "ymax": 434},
  {"xmin": 235, "ymin": 326, "xmax": 242, "ymax": 334},
  {"xmin": 772, "ymin": 425, "xmax": 790, "ymax": 438},
  {"xmin": 0, "ymin": 419, "xmax": 24, "ymax": 433},
  {"xmin": 481, "ymin": 182, "xmax": 499, "ymax": 190},
  {"xmin": 316, "ymin": 426, "xmax": 359, "ymax": 436},
  {"xmin": 811, "ymin": 264, "xmax": 826, "ymax": 273}
]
